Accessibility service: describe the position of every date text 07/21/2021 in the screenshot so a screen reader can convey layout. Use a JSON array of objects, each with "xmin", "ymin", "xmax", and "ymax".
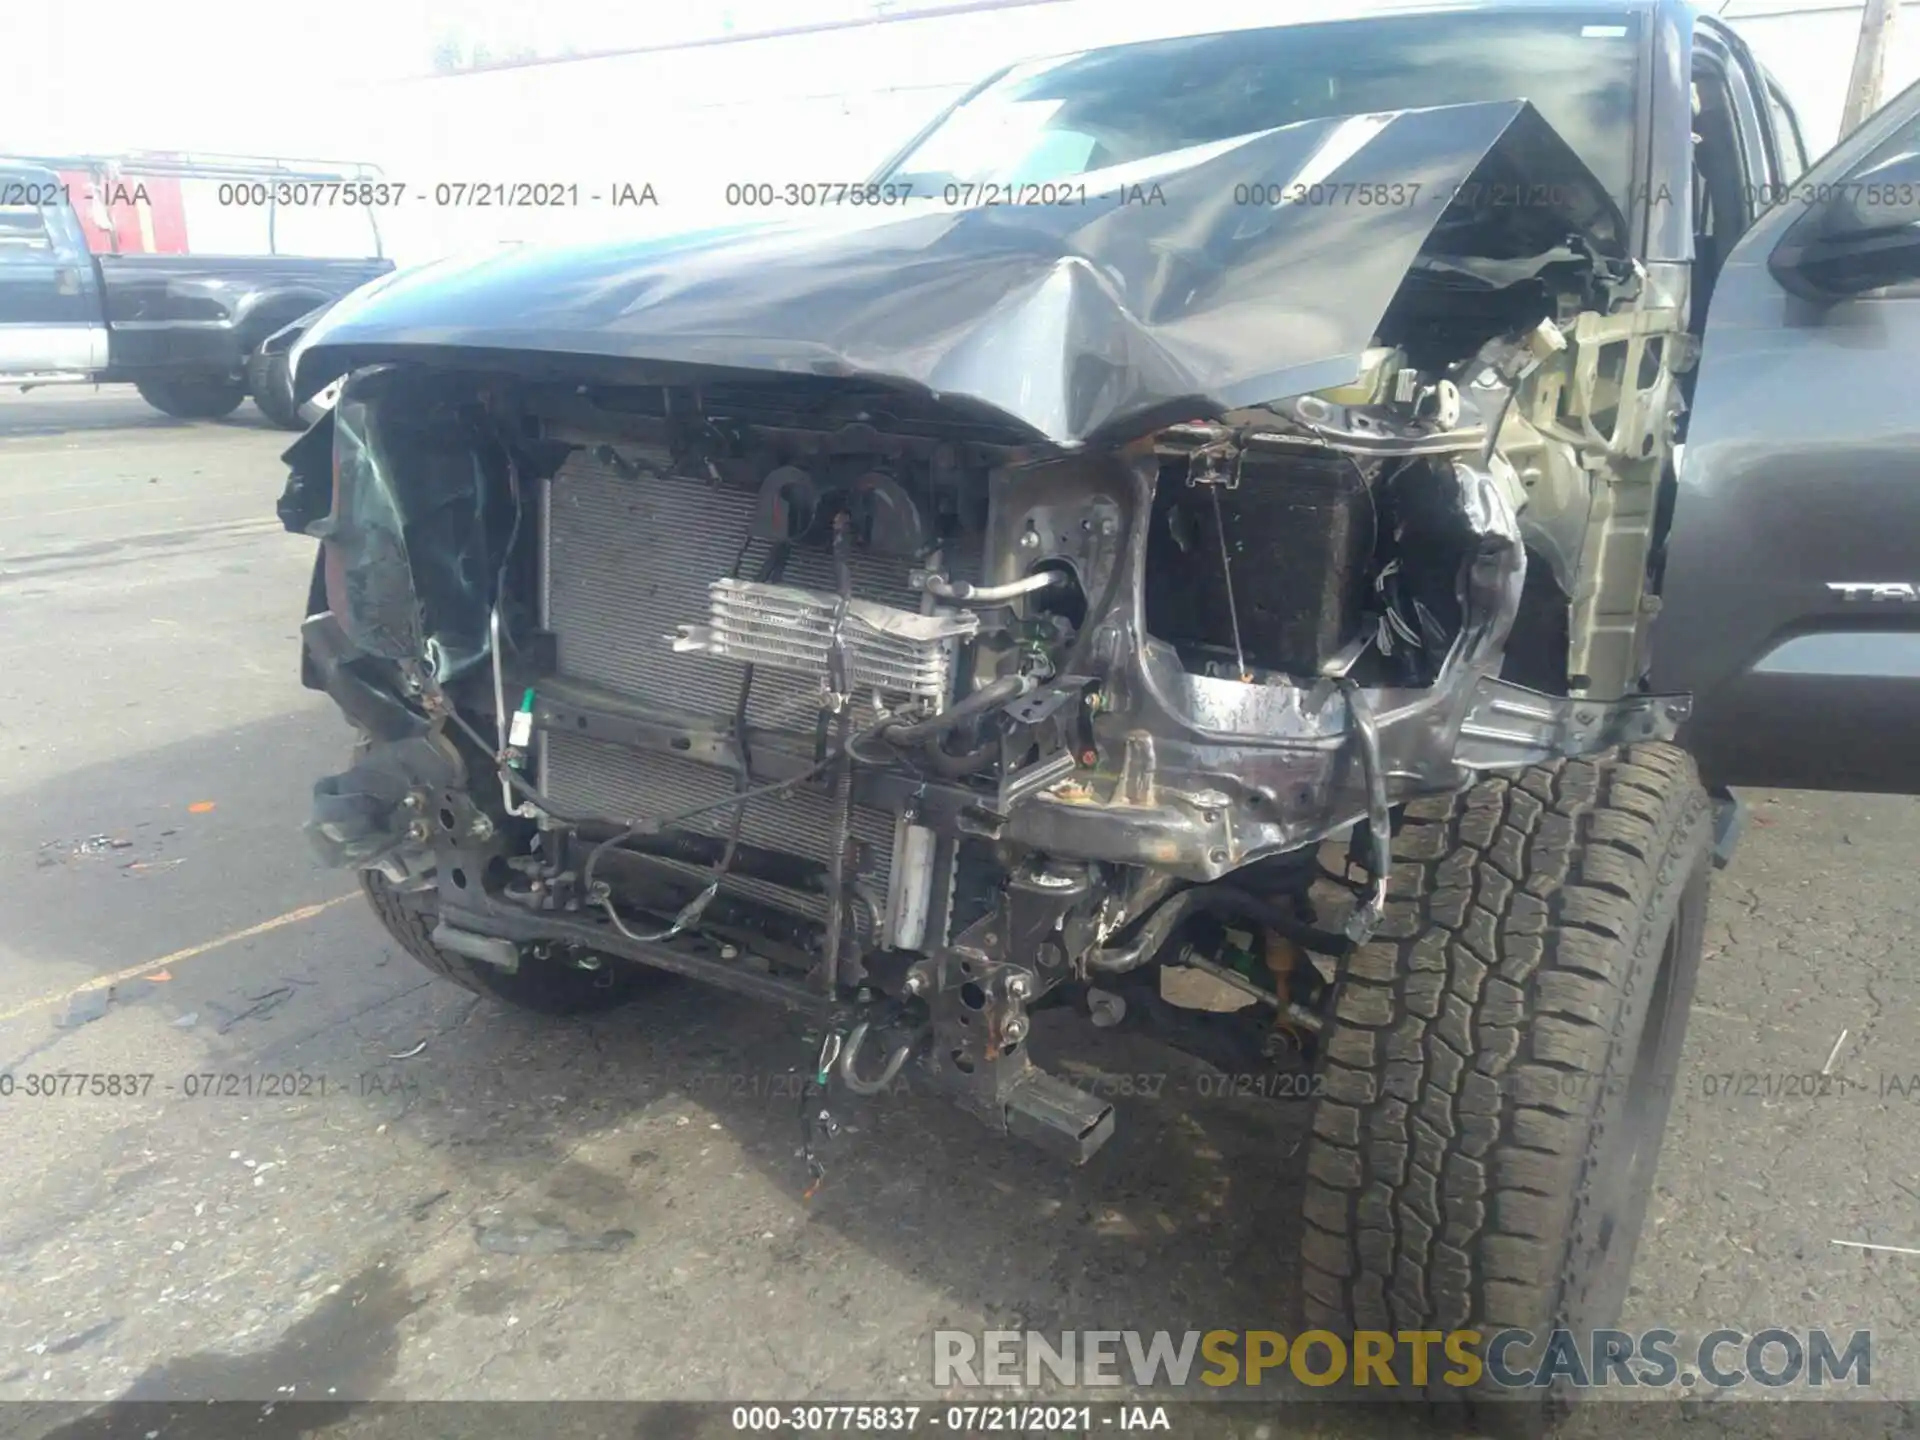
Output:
[{"xmin": 0, "ymin": 1071, "xmax": 419, "ymax": 1099}]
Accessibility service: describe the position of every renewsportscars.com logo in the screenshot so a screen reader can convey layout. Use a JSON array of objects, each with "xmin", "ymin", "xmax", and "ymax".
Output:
[{"xmin": 932, "ymin": 1328, "xmax": 1872, "ymax": 1390}]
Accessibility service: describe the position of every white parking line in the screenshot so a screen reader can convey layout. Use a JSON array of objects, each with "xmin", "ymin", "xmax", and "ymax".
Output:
[{"xmin": 0, "ymin": 893, "xmax": 356, "ymax": 1024}]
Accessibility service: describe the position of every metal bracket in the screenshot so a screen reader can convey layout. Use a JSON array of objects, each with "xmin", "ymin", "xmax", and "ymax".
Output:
[
  {"xmin": 1185, "ymin": 437, "xmax": 1242, "ymax": 490},
  {"xmin": 1338, "ymin": 678, "xmax": 1391, "ymax": 946},
  {"xmin": 912, "ymin": 906, "xmax": 1114, "ymax": 1163},
  {"xmin": 1455, "ymin": 679, "xmax": 1691, "ymax": 769},
  {"xmin": 996, "ymin": 675, "xmax": 1097, "ymax": 812}
]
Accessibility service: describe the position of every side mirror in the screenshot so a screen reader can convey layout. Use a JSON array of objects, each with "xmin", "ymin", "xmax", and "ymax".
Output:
[{"xmin": 1771, "ymin": 148, "xmax": 1920, "ymax": 299}]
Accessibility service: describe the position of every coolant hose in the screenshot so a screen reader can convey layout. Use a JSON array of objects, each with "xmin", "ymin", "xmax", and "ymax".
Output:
[
  {"xmin": 923, "ymin": 571, "xmax": 1067, "ymax": 603},
  {"xmin": 880, "ymin": 673, "xmax": 1033, "ymax": 746},
  {"xmin": 921, "ymin": 736, "xmax": 998, "ymax": 777}
]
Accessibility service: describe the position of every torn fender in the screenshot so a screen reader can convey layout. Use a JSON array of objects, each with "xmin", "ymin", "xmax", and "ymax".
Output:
[{"xmin": 297, "ymin": 100, "xmax": 1625, "ymax": 447}]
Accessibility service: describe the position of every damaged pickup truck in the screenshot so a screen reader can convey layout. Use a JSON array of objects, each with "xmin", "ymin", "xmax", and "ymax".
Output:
[{"xmin": 276, "ymin": 1, "xmax": 1920, "ymax": 1409}]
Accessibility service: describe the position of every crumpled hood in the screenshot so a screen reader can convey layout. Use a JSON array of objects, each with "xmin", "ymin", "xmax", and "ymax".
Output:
[{"xmin": 298, "ymin": 99, "xmax": 1624, "ymax": 447}]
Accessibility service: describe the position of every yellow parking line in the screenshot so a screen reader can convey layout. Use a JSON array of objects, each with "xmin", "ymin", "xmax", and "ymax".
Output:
[{"xmin": 0, "ymin": 894, "xmax": 357, "ymax": 1024}]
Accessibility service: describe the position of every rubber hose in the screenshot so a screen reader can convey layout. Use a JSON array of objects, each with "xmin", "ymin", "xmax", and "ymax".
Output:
[
  {"xmin": 880, "ymin": 673, "xmax": 1030, "ymax": 746},
  {"xmin": 921, "ymin": 736, "xmax": 998, "ymax": 777}
]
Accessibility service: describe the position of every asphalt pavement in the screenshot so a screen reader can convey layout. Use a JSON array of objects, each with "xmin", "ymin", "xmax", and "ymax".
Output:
[{"xmin": 0, "ymin": 387, "xmax": 1915, "ymax": 1438}]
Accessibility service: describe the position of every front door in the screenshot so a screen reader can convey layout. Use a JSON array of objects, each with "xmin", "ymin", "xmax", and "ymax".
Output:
[
  {"xmin": 0, "ymin": 165, "xmax": 108, "ymax": 378},
  {"xmin": 1654, "ymin": 80, "xmax": 1920, "ymax": 794}
]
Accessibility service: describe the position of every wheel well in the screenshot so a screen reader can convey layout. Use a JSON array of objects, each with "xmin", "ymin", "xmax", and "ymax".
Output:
[
  {"xmin": 1501, "ymin": 547, "xmax": 1572, "ymax": 695},
  {"xmin": 238, "ymin": 299, "xmax": 324, "ymax": 358}
]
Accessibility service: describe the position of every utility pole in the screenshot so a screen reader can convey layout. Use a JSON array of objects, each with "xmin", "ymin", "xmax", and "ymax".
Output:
[{"xmin": 1840, "ymin": 0, "xmax": 1901, "ymax": 135}]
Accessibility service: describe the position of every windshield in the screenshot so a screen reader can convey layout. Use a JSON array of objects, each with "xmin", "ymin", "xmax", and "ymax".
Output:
[{"xmin": 883, "ymin": 11, "xmax": 1644, "ymax": 212}]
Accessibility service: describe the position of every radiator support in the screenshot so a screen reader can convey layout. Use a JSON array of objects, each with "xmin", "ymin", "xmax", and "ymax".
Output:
[{"xmin": 538, "ymin": 451, "xmax": 977, "ymax": 952}]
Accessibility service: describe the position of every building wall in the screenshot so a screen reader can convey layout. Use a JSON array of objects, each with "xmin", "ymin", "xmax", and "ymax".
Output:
[{"xmin": 1724, "ymin": 1, "xmax": 1918, "ymax": 155}]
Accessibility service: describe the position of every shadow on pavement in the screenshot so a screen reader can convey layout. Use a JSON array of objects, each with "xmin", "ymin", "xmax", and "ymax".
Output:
[{"xmin": 0, "ymin": 392, "xmax": 283, "ymax": 441}]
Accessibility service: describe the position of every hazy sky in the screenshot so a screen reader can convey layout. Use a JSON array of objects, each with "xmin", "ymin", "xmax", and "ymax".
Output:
[
  {"xmin": 4, "ymin": 0, "xmax": 952, "ymax": 155},
  {"xmin": 11, "ymin": 0, "xmax": 1883, "ymax": 188}
]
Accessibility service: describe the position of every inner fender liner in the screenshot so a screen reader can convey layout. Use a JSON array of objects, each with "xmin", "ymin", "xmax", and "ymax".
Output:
[{"xmin": 315, "ymin": 366, "xmax": 510, "ymax": 682}]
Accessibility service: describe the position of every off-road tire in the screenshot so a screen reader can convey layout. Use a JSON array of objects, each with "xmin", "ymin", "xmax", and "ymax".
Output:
[
  {"xmin": 251, "ymin": 351, "xmax": 304, "ymax": 430},
  {"xmin": 136, "ymin": 376, "xmax": 248, "ymax": 420},
  {"xmin": 360, "ymin": 871, "xmax": 663, "ymax": 1016},
  {"xmin": 1299, "ymin": 742, "xmax": 1712, "ymax": 1414}
]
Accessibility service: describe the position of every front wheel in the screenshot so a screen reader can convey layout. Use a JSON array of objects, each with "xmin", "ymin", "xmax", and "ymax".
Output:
[
  {"xmin": 360, "ymin": 871, "xmax": 666, "ymax": 1016},
  {"xmin": 137, "ymin": 375, "xmax": 247, "ymax": 420},
  {"xmin": 1299, "ymin": 742, "xmax": 1711, "ymax": 1418},
  {"xmin": 250, "ymin": 351, "xmax": 304, "ymax": 430}
]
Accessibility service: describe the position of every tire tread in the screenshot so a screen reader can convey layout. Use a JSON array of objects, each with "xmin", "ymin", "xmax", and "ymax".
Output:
[
  {"xmin": 1301, "ymin": 743, "xmax": 1711, "ymax": 1358},
  {"xmin": 359, "ymin": 871, "xmax": 662, "ymax": 1016}
]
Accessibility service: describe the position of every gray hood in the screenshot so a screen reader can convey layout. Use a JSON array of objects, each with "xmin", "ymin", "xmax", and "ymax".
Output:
[{"xmin": 298, "ymin": 99, "xmax": 1625, "ymax": 446}]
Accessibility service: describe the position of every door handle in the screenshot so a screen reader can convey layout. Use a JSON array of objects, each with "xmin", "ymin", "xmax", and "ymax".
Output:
[{"xmin": 53, "ymin": 266, "xmax": 80, "ymax": 296}]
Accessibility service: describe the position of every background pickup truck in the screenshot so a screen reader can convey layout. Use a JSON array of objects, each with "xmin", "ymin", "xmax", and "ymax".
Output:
[{"xmin": 0, "ymin": 158, "xmax": 393, "ymax": 422}]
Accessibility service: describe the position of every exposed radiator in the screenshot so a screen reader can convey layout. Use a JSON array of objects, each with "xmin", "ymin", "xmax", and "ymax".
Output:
[
  {"xmin": 538, "ymin": 449, "xmax": 973, "ymax": 938},
  {"xmin": 542, "ymin": 732, "xmax": 898, "ymax": 935}
]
